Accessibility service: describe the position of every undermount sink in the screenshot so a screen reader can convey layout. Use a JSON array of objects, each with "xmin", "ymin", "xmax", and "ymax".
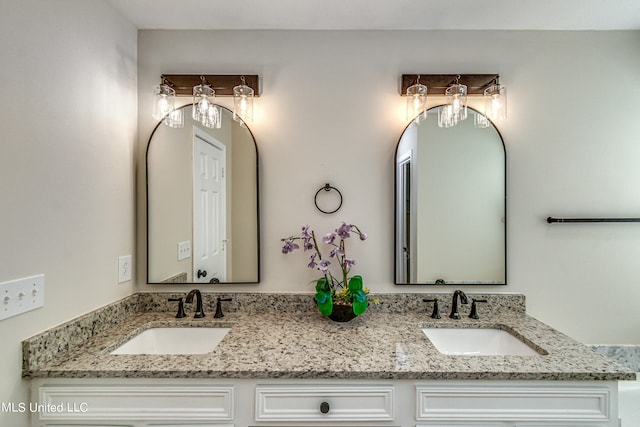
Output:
[
  {"xmin": 421, "ymin": 327, "xmax": 541, "ymax": 356},
  {"xmin": 110, "ymin": 327, "xmax": 231, "ymax": 355}
]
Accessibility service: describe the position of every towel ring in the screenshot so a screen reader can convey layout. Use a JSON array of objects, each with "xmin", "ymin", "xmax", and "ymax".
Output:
[{"xmin": 314, "ymin": 183, "xmax": 343, "ymax": 214}]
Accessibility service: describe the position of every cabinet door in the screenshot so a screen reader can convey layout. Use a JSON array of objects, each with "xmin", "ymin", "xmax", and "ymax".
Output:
[
  {"xmin": 43, "ymin": 424, "xmax": 134, "ymax": 427},
  {"xmin": 43, "ymin": 424, "xmax": 234, "ymax": 427},
  {"xmin": 416, "ymin": 424, "xmax": 505, "ymax": 427},
  {"xmin": 416, "ymin": 383, "xmax": 612, "ymax": 424},
  {"xmin": 514, "ymin": 425, "xmax": 608, "ymax": 427},
  {"xmin": 37, "ymin": 385, "xmax": 233, "ymax": 423}
]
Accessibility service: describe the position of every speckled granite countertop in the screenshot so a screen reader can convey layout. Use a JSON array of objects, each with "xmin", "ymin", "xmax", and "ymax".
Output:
[{"xmin": 22, "ymin": 293, "xmax": 635, "ymax": 381}]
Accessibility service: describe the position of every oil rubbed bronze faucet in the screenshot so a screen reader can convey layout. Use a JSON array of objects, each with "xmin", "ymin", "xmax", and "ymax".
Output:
[
  {"xmin": 469, "ymin": 298, "xmax": 488, "ymax": 319},
  {"xmin": 449, "ymin": 290, "xmax": 468, "ymax": 319},
  {"xmin": 423, "ymin": 298, "xmax": 441, "ymax": 319},
  {"xmin": 213, "ymin": 297, "xmax": 233, "ymax": 318},
  {"xmin": 185, "ymin": 289, "xmax": 205, "ymax": 318}
]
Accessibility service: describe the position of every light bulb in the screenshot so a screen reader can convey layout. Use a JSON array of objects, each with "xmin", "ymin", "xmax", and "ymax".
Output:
[
  {"xmin": 484, "ymin": 83, "xmax": 507, "ymax": 121},
  {"xmin": 233, "ymin": 81, "xmax": 254, "ymax": 123},
  {"xmin": 152, "ymin": 84, "xmax": 175, "ymax": 120},
  {"xmin": 405, "ymin": 81, "xmax": 427, "ymax": 123},
  {"xmin": 157, "ymin": 96, "xmax": 169, "ymax": 115}
]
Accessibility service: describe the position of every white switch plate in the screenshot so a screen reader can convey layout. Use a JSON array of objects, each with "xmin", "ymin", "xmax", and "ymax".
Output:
[
  {"xmin": 118, "ymin": 255, "xmax": 132, "ymax": 283},
  {"xmin": 178, "ymin": 241, "xmax": 191, "ymax": 261},
  {"xmin": 0, "ymin": 274, "xmax": 45, "ymax": 321}
]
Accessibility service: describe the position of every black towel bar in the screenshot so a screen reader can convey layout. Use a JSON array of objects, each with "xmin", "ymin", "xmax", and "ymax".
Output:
[{"xmin": 546, "ymin": 216, "xmax": 640, "ymax": 223}]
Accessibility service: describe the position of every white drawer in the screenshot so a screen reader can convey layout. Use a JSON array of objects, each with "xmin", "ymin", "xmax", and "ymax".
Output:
[
  {"xmin": 37, "ymin": 384, "xmax": 234, "ymax": 421},
  {"xmin": 255, "ymin": 384, "xmax": 394, "ymax": 422},
  {"xmin": 416, "ymin": 383, "xmax": 611, "ymax": 422}
]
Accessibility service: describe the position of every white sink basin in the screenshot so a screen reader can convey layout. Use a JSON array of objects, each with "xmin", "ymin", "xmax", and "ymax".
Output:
[
  {"xmin": 110, "ymin": 327, "xmax": 231, "ymax": 355},
  {"xmin": 421, "ymin": 328, "xmax": 540, "ymax": 356}
]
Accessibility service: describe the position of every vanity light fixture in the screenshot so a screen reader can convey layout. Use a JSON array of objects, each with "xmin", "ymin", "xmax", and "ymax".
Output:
[
  {"xmin": 483, "ymin": 78, "xmax": 507, "ymax": 122},
  {"xmin": 400, "ymin": 74, "xmax": 505, "ymax": 128},
  {"xmin": 405, "ymin": 75, "xmax": 428, "ymax": 124},
  {"xmin": 153, "ymin": 74, "xmax": 260, "ymax": 129},
  {"xmin": 440, "ymin": 75, "xmax": 468, "ymax": 128},
  {"xmin": 233, "ymin": 76, "xmax": 254, "ymax": 124},
  {"xmin": 192, "ymin": 76, "xmax": 220, "ymax": 129},
  {"xmin": 152, "ymin": 78, "xmax": 176, "ymax": 121}
]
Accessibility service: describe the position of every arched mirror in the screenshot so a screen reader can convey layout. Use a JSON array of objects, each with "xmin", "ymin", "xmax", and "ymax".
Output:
[
  {"xmin": 146, "ymin": 104, "xmax": 259, "ymax": 284},
  {"xmin": 395, "ymin": 106, "xmax": 505, "ymax": 285}
]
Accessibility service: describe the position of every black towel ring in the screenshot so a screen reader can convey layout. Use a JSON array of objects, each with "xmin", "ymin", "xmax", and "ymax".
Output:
[{"xmin": 314, "ymin": 183, "xmax": 343, "ymax": 214}]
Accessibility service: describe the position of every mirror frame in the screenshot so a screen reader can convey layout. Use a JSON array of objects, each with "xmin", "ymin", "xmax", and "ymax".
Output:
[
  {"xmin": 145, "ymin": 104, "xmax": 261, "ymax": 284},
  {"xmin": 393, "ymin": 105, "xmax": 507, "ymax": 286}
]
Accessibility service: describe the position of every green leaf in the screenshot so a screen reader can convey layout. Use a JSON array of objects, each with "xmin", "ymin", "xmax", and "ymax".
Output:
[
  {"xmin": 315, "ymin": 292, "xmax": 329, "ymax": 304},
  {"xmin": 314, "ymin": 277, "xmax": 333, "ymax": 316},
  {"xmin": 352, "ymin": 299, "xmax": 368, "ymax": 316},
  {"xmin": 347, "ymin": 275, "xmax": 363, "ymax": 292},
  {"xmin": 315, "ymin": 277, "xmax": 330, "ymax": 293},
  {"xmin": 353, "ymin": 290, "xmax": 367, "ymax": 303},
  {"xmin": 317, "ymin": 294, "xmax": 333, "ymax": 316}
]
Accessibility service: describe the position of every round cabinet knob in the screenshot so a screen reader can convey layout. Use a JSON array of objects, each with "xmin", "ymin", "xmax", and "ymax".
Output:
[
  {"xmin": 320, "ymin": 401, "xmax": 330, "ymax": 414},
  {"xmin": 197, "ymin": 269, "xmax": 207, "ymax": 279}
]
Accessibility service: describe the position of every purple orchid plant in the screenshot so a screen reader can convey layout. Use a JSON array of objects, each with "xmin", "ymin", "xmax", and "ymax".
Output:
[{"xmin": 282, "ymin": 223, "xmax": 370, "ymax": 317}]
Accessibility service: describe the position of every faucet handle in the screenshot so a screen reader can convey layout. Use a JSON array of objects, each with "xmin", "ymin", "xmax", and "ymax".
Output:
[
  {"xmin": 469, "ymin": 298, "xmax": 488, "ymax": 319},
  {"xmin": 422, "ymin": 298, "xmax": 441, "ymax": 319},
  {"xmin": 168, "ymin": 298, "xmax": 186, "ymax": 318},
  {"xmin": 214, "ymin": 297, "xmax": 233, "ymax": 318}
]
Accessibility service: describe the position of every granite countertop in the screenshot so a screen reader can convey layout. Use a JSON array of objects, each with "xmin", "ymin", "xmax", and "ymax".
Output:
[{"xmin": 22, "ymin": 293, "xmax": 635, "ymax": 381}]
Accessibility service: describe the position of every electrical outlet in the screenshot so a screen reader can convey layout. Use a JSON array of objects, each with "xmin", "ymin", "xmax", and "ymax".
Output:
[
  {"xmin": 0, "ymin": 274, "xmax": 45, "ymax": 321},
  {"xmin": 118, "ymin": 255, "xmax": 132, "ymax": 283},
  {"xmin": 178, "ymin": 241, "xmax": 191, "ymax": 261}
]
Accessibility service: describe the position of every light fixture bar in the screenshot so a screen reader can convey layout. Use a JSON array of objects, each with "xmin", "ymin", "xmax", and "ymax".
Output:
[
  {"xmin": 161, "ymin": 74, "xmax": 260, "ymax": 97},
  {"xmin": 400, "ymin": 74, "xmax": 499, "ymax": 96}
]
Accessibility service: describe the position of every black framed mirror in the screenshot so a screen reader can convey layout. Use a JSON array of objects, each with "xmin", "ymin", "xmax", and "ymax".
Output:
[
  {"xmin": 146, "ymin": 104, "xmax": 260, "ymax": 284},
  {"xmin": 395, "ymin": 106, "xmax": 506, "ymax": 285}
]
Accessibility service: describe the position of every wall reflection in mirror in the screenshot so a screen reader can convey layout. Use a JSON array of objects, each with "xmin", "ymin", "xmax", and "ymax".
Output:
[
  {"xmin": 147, "ymin": 104, "xmax": 259, "ymax": 284},
  {"xmin": 395, "ymin": 106, "xmax": 505, "ymax": 285}
]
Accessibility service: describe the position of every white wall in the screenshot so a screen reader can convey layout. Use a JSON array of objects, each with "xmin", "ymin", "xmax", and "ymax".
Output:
[
  {"xmin": 0, "ymin": 0, "xmax": 137, "ymax": 425},
  {"xmin": 138, "ymin": 30, "xmax": 640, "ymax": 345}
]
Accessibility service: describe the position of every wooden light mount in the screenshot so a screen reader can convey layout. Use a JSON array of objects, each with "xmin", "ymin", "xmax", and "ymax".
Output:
[
  {"xmin": 400, "ymin": 74, "xmax": 499, "ymax": 96},
  {"xmin": 160, "ymin": 74, "xmax": 260, "ymax": 97}
]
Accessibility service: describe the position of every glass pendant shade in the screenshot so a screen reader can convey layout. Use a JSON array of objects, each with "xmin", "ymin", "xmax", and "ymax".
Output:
[
  {"xmin": 444, "ymin": 83, "xmax": 468, "ymax": 125},
  {"xmin": 233, "ymin": 82, "xmax": 254, "ymax": 123},
  {"xmin": 152, "ymin": 84, "xmax": 176, "ymax": 121},
  {"xmin": 484, "ymin": 84, "xmax": 507, "ymax": 121},
  {"xmin": 163, "ymin": 107, "xmax": 184, "ymax": 128},
  {"xmin": 203, "ymin": 104, "xmax": 222, "ymax": 129},
  {"xmin": 473, "ymin": 111, "xmax": 490, "ymax": 128},
  {"xmin": 438, "ymin": 104, "xmax": 457, "ymax": 128},
  {"xmin": 406, "ymin": 82, "xmax": 428, "ymax": 123},
  {"xmin": 192, "ymin": 83, "xmax": 215, "ymax": 125}
]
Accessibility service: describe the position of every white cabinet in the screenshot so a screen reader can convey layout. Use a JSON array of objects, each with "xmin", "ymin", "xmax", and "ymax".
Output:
[
  {"xmin": 416, "ymin": 382, "xmax": 614, "ymax": 426},
  {"xmin": 31, "ymin": 380, "xmax": 234, "ymax": 427},
  {"xmin": 31, "ymin": 379, "xmax": 619, "ymax": 427},
  {"xmin": 255, "ymin": 384, "xmax": 394, "ymax": 422}
]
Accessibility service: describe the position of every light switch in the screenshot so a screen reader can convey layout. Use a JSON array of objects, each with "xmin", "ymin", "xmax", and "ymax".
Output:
[
  {"xmin": 178, "ymin": 241, "xmax": 191, "ymax": 261},
  {"xmin": 118, "ymin": 255, "xmax": 132, "ymax": 283},
  {"xmin": 0, "ymin": 274, "xmax": 45, "ymax": 321}
]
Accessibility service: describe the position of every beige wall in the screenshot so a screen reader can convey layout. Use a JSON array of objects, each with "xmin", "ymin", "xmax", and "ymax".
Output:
[
  {"xmin": 1, "ymin": 7, "xmax": 639, "ymax": 424},
  {"xmin": 0, "ymin": 0, "xmax": 137, "ymax": 425},
  {"xmin": 137, "ymin": 29, "xmax": 640, "ymax": 345}
]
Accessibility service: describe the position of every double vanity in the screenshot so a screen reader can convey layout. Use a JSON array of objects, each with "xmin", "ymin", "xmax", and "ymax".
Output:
[{"xmin": 23, "ymin": 292, "xmax": 634, "ymax": 427}]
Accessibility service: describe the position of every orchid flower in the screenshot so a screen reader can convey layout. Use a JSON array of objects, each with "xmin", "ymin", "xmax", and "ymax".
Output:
[{"xmin": 281, "ymin": 223, "xmax": 369, "ymax": 309}]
